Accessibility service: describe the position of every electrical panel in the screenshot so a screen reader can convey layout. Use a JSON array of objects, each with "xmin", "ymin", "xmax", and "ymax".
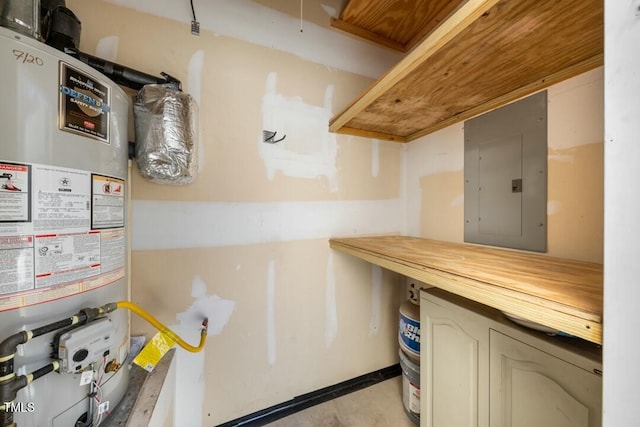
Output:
[{"xmin": 464, "ymin": 91, "xmax": 548, "ymax": 252}]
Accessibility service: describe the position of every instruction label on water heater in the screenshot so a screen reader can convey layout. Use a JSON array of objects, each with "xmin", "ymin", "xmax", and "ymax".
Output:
[
  {"xmin": 33, "ymin": 164, "xmax": 91, "ymax": 233},
  {"xmin": 0, "ymin": 162, "xmax": 31, "ymax": 222},
  {"xmin": 0, "ymin": 161, "xmax": 125, "ymax": 311},
  {"xmin": 34, "ymin": 231, "xmax": 101, "ymax": 288},
  {"xmin": 92, "ymin": 174, "xmax": 125, "ymax": 229},
  {"xmin": 58, "ymin": 62, "xmax": 111, "ymax": 143},
  {"xmin": 0, "ymin": 235, "xmax": 34, "ymax": 294}
]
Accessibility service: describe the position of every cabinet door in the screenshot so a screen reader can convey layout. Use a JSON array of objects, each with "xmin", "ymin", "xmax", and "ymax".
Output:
[
  {"xmin": 489, "ymin": 330, "xmax": 601, "ymax": 427},
  {"xmin": 421, "ymin": 298, "xmax": 489, "ymax": 427}
]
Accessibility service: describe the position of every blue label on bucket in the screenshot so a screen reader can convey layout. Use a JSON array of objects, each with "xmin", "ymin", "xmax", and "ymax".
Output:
[{"xmin": 399, "ymin": 312, "xmax": 420, "ymax": 355}]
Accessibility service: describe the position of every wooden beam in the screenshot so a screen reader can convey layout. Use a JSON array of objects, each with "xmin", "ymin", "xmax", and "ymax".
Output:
[
  {"xmin": 335, "ymin": 126, "xmax": 407, "ymax": 142},
  {"xmin": 330, "ymin": 18, "xmax": 407, "ymax": 52},
  {"xmin": 404, "ymin": 0, "xmax": 466, "ymax": 51}
]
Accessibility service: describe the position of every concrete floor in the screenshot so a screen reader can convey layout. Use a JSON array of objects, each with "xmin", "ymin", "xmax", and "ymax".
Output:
[{"xmin": 266, "ymin": 377, "xmax": 417, "ymax": 427}]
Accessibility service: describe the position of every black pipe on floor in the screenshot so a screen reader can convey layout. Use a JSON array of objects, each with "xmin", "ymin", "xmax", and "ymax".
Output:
[{"xmin": 215, "ymin": 364, "xmax": 401, "ymax": 427}]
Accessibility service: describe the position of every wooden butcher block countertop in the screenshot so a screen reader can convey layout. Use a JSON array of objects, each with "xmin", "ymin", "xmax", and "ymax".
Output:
[{"xmin": 329, "ymin": 236, "xmax": 603, "ymax": 344}]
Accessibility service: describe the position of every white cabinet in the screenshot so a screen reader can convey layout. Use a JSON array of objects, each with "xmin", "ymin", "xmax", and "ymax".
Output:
[
  {"xmin": 421, "ymin": 291, "xmax": 489, "ymax": 427},
  {"xmin": 420, "ymin": 289, "xmax": 601, "ymax": 427},
  {"xmin": 490, "ymin": 330, "xmax": 601, "ymax": 427}
]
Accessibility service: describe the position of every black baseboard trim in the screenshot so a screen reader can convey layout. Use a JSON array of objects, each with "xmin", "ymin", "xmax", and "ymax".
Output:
[{"xmin": 215, "ymin": 363, "xmax": 401, "ymax": 427}]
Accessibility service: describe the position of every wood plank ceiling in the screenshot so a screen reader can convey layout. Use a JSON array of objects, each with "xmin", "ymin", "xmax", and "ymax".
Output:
[
  {"xmin": 329, "ymin": 0, "xmax": 604, "ymax": 142},
  {"xmin": 331, "ymin": 0, "xmax": 465, "ymax": 52}
]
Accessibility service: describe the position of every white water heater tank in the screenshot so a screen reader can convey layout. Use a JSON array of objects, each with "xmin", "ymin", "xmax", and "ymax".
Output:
[{"xmin": 0, "ymin": 24, "xmax": 130, "ymax": 426}]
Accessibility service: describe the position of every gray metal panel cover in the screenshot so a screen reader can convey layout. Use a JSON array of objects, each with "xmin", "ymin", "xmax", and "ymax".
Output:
[{"xmin": 464, "ymin": 91, "xmax": 547, "ymax": 252}]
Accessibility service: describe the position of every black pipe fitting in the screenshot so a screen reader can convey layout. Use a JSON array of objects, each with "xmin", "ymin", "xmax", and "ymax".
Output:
[
  {"xmin": 79, "ymin": 307, "xmax": 101, "ymax": 323},
  {"xmin": 0, "ymin": 408, "xmax": 12, "ymax": 427},
  {"xmin": 0, "ymin": 332, "xmax": 28, "ymax": 361},
  {"xmin": 0, "ymin": 376, "xmax": 27, "ymax": 404},
  {"xmin": 1, "ymin": 363, "xmax": 55, "ymax": 427},
  {"xmin": 0, "ymin": 374, "xmax": 28, "ymax": 426},
  {"xmin": 0, "ymin": 360, "xmax": 13, "ymax": 380}
]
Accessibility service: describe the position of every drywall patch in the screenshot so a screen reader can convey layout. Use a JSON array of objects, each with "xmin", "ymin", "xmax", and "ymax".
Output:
[
  {"xmin": 171, "ymin": 276, "xmax": 235, "ymax": 427},
  {"xmin": 188, "ymin": 50, "xmax": 205, "ymax": 173},
  {"xmin": 267, "ymin": 260, "xmax": 277, "ymax": 366},
  {"xmin": 132, "ymin": 199, "xmax": 403, "ymax": 250},
  {"xmin": 549, "ymin": 153, "xmax": 575, "ymax": 164},
  {"xmin": 325, "ymin": 253, "xmax": 338, "ymax": 348},
  {"xmin": 320, "ymin": 4, "xmax": 338, "ymax": 18},
  {"xmin": 95, "ymin": 36, "xmax": 118, "ymax": 62},
  {"xmin": 372, "ymin": 139, "xmax": 380, "ymax": 177},
  {"xmin": 548, "ymin": 200, "xmax": 562, "ymax": 215},
  {"xmin": 261, "ymin": 72, "xmax": 338, "ymax": 191},
  {"xmin": 187, "ymin": 50, "xmax": 205, "ymax": 106},
  {"xmin": 177, "ymin": 278, "xmax": 235, "ymax": 336},
  {"xmin": 369, "ymin": 265, "xmax": 382, "ymax": 336},
  {"xmin": 451, "ymin": 193, "xmax": 464, "ymax": 207}
]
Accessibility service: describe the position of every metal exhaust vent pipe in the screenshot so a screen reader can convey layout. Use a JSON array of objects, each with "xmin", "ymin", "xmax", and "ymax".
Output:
[{"xmin": 0, "ymin": 0, "xmax": 40, "ymax": 39}]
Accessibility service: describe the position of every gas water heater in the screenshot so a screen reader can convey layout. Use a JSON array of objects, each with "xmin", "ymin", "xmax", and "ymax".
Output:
[{"xmin": 0, "ymin": 23, "xmax": 130, "ymax": 426}]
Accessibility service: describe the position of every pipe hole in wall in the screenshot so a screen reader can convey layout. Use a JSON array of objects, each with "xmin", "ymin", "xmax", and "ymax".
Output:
[{"xmin": 263, "ymin": 130, "xmax": 286, "ymax": 144}]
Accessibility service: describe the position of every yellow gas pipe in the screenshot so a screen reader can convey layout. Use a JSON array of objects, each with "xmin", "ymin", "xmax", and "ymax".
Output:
[{"xmin": 112, "ymin": 301, "xmax": 208, "ymax": 353}]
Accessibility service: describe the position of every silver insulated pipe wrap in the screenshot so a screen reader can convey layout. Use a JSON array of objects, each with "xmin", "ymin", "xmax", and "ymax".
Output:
[{"xmin": 134, "ymin": 84, "xmax": 198, "ymax": 184}]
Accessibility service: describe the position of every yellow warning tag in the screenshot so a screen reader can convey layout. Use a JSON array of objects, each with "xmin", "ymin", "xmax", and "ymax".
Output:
[{"xmin": 132, "ymin": 332, "xmax": 175, "ymax": 372}]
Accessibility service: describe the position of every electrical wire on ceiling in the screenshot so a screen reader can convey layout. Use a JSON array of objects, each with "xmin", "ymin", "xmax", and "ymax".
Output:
[
  {"xmin": 190, "ymin": 0, "xmax": 197, "ymax": 21},
  {"xmin": 300, "ymin": 0, "xmax": 304, "ymax": 33}
]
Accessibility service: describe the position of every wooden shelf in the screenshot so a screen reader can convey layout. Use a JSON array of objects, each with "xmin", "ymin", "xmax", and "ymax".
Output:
[
  {"xmin": 330, "ymin": 0, "xmax": 465, "ymax": 53},
  {"xmin": 329, "ymin": 0, "xmax": 603, "ymax": 142},
  {"xmin": 329, "ymin": 236, "xmax": 603, "ymax": 344}
]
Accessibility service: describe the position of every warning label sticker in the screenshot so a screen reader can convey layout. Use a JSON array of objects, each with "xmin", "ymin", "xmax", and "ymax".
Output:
[
  {"xmin": 0, "ymin": 162, "xmax": 31, "ymax": 223},
  {"xmin": 0, "ymin": 160, "xmax": 126, "ymax": 310},
  {"xmin": 59, "ymin": 62, "xmax": 111, "ymax": 143},
  {"xmin": 92, "ymin": 174, "xmax": 125, "ymax": 229}
]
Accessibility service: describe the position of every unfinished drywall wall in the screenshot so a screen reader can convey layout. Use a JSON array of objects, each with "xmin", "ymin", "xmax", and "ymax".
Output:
[
  {"xmin": 102, "ymin": 0, "xmax": 401, "ymax": 79},
  {"xmin": 406, "ymin": 68, "xmax": 604, "ymax": 263},
  {"xmin": 67, "ymin": 0, "xmax": 404, "ymax": 424},
  {"xmin": 131, "ymin": 242, "xmax": 402, "ymax": 424}
]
